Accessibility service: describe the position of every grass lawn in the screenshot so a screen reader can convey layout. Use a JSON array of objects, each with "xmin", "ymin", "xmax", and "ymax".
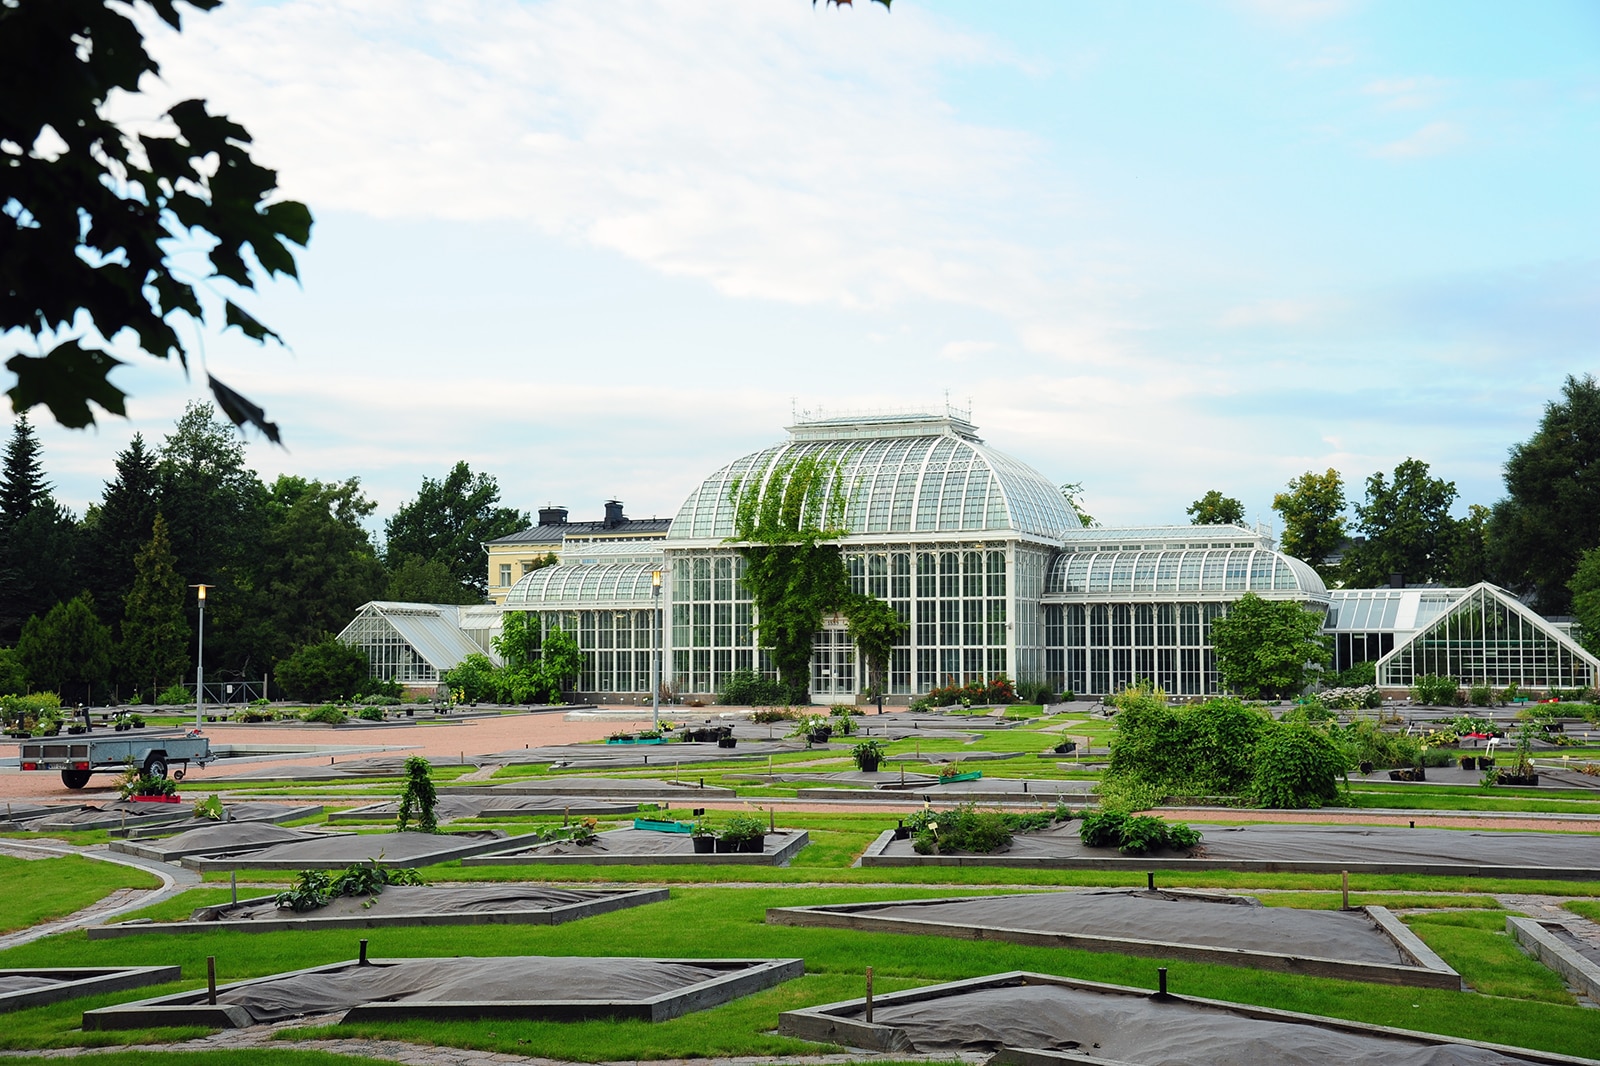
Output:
[
  {"xmin": 4, "ymin": 885, "xmax": 1599, "ymax": 1060},
  {"xmin": 0, "ymin": 854, "xmax": 160, "ymax": 934}
]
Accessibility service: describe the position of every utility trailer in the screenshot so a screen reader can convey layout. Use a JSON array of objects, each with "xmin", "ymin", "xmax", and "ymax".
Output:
[{"xmin": 18, "ymin": 731, "xmax": 213, "ymax": 790}]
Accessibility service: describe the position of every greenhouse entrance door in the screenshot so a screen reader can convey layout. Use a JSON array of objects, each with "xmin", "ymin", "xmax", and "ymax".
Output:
[{"xmin": 811, "ymin": 627, "xmax": 856, "ymax": 701}]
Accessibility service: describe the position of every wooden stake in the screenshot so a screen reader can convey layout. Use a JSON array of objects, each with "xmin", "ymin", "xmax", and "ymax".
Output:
[
  {"xmin": 230, "ymin": 871, "xmax": 237, "ymax": 905},
  {"xmin": 865, "ymin": 966, "xmax": 874, "ymax": 1023},
  {"xmin": 206, "ymin": 956, "xmax": 217, "ymax": 1004},
  {"xmin": 1342, "ymin": 870, "xmax": 1350, "ymax": 910}
]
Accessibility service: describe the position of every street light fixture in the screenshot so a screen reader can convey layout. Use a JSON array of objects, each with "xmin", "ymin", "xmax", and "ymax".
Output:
[
  {"xmin": 651, "ymin": 570, "xmax": 662, "ymax": 731},
  {"xmin": 190, "ymin": 584, "xmax": 211, "ymax": 729}
]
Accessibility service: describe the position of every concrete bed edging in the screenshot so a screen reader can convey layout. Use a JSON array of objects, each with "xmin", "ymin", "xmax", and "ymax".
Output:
[
  {"xmin": 461, "ymin": 830, "xmax": 810, "ymax": 867},
  {"xmin": 766, "ymin": 895, "xmax": 1460, "ymax": 990},
  {"xmin": 856, "ymin": 829, "xmax": 1600, "ymax": 880},
  {"xmin": 777, "ymin": 970, "xmax": 1600, "ymax": 1064},
  {"xmin": 1507, "ymin": 916, "xmax": 1600, "ymax": 1002},
  {"xmin": 0, "ymin": 967, "xmax": 182, "ymax": 1013},
  {"xmin": 86, "ymin": 887, "xmax": 671, "ymax": 940},
  {"xmin": 83, "ymin": 955, "xmax": 804, "ymax": 1030},
  {"xmin": 181, "ymin": 832, "xmax": 534, "ymax": 872},
  {"xmin": 111, "ymin": 805, "xmax": 326, "ymax": 840}
]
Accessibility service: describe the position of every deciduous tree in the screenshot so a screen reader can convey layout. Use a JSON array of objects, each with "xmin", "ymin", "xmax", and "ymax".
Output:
[
  {"xmin": 1489, "ymin": 374, "xmax": 1600, "ymax": 613},
  {"xmin": 1210, "ymin": 592, "xmax": 1329, "ymax": 699},
  {"xmin": 1187, "ymin": 490, "xmax": 1246, "ymax": 526},
  {"xmin": 2, "ymin": 0, "xmax": 311, "ymax": 436},
  {"xmin": 1271, "ymin": 469, "xmax": 1346, "ymax": 579},
  {"xmin": 383, "ymin": 462, "xmax": 527, "ymax": 599},
  {"xmin": 1568, "ymin": 547, "xmax": 1600, "ymax": 659},
  {"xmin": 843, "ymin": 594, "xmax": 906, "ymax": 710},
  {"xmin": 16, "ymin": 591, "xmax": 112, "ymax": 703},
  {"xmin": 1341, "ymin": 459, "xmax": 1458, "ymax": 588}
]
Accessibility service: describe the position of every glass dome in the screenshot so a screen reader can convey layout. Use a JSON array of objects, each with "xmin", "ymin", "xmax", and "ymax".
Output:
[
  {"xmin": 669, "ymin": 415, "xmax": 1081, "ymax": 541},
  {"xmin": 503, "ymin": 563, "xmax": 660, "ymax": 608},
  {"xmin": 1046, "ymin": 548, "xmax": 1327, "ymax": 597}
]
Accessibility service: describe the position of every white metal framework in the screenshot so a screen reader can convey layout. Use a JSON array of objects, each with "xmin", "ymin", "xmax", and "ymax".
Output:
[
  {"xmin": 1375, "ymin": 583, "xmax": 1600, "ymax": 690},
  {"xmin": 336, "ymin": 603, "xmax": 500, "ymax": 685}
]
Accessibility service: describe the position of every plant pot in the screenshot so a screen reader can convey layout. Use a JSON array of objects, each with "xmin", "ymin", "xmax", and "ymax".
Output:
[
  {"xmin": 67, "ymin": 726, "xmax": 86, "ymax": 735},
  {"xmin": 738, "ymin": 834, "xmax": 765, "ymax": 853},
  {"xmin": 1388, "ymin": 767, "xmax": 1425, "ymax": 782},
  {"xmin": 714, "ymin": 838, "xmax": 740, "ymax": 853},
  {"xmin": 1478, "ymin": 757, "xmax": 1494, "ymax": 768},
  {"xmin": 1054, "ymin": 741, "xmax": 1077, "ymax": 754},
  {"xmin": 1459, "ymin": 757, "xmax": 1477, "ymax": 771},
  {"xmin": 807, "ymin": 731, "xmax": 831, "ymax": 745},
  {"xmin": 691, "ymin": 836, "xmax": 716, "ymax": 853},
  {"xmin": 892, "ymin": 825, "xmax": 911, "ymax": 840},
  {"xmin": 718, "ymin": 737, "xmax": 738, "ymax": 749},
  {"xmin": 857, "ymin": 757, "xmax": 881, "ymax": 773},
  {"xmin": 1497, "ymin": 773, "xmax": 1539, "ymax": 786},
  {"xmin": 1358, "ymin": 761, "xmax": 1374, "ymax": 775}
]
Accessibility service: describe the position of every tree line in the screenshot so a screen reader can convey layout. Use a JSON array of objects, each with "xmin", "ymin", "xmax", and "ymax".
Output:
[
  {"xmin": 1182, "ymin": 375, "xmax": 1600, "ymax": 652},
  {"xmin": 0, "ymin": 402, "xmax": 529, "ymax": 703}
]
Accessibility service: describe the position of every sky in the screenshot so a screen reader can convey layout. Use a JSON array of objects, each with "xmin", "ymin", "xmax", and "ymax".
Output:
[{"xmin": 9, "ymin": 0, "xmax": 1599, "ymax": 537}]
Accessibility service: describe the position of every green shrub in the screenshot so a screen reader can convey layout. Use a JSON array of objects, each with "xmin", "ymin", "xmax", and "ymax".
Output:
[
  {"xmin": 274, "ymin": 859, "xmax": 424, "ymax": 912},
  {"xmin": 1078, "ymin": 810, "xmax": 1202, "ymax": 854},
  {"xmin": 1105, "ymin": 692, "xmax": 1268, "ymax": 800},
  {"xmin": 1249, "ymin": 723, "xmax": 1347, "ymax": 808},
  {"xmin": 1411, "ymin": 674, "xmax": 1460, "ymax": 707},
  {"xmin": 1467, "ymin": 684, "xmax": 1493, "ymax": 707},
  {"xmin": 440, "ymin": 653, "xmax": 499, "ymax": 703},
  {"xmin": 1, "ymin": 691, "xmax": 63, "ymax": 730},
  {"xmin": 356, "ymin": 706, "xmax": 385, "ymax": 721},
  {"xmin": 355, "ymin": 676, "xmax": 403, "ymax": 701},
  {"xmin": 300, "ymin": 704, "xmax": 348, "ymax": 725},
  {"xmin": 1338, "ymin": 718, "xmax": 1420, "ymax": 769},
  {"xmin": 359, "ymin": 695, "xmax": 402, "ymax": 707},
  {"xmin": 750, "ymin": 707, "xmax": 794, "ymax": 724},
  {"xmin": 277, "ymin": 637, "xmax": 370, "ymax": 703},
  {"xmin": 397, "ymin": 755, "xmax": 437, "ymax": 832},
  {"xmin": 719, "ymin": 813, "xmax": 768, "ymax": 844},
  {"xmin": 906, "ymin": 802, "xmax": 1073, "ymax": 855},
  {"xmin": 1324, "ymin": 660, "xmax": 1377, "ymax": 688},
  {"xmin": 154, "ymin": 683, "xmax": 191, "ymax": 706},
  {"xmin": 717, "ymin": 668, "xmax": 787, "ymax": 707}
]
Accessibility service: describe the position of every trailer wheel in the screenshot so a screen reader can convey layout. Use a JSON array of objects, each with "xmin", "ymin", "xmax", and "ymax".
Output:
[
  {"xmin": 143, "ymin": 755, "xmax": 168, "ymax": 779},
  {"xmin": 61, "ymin": 770, "xmax": 91, "ymax": 789},
  {"xmin": 173, "ymin": 768, "xmax": 185, "ymax": 781}
]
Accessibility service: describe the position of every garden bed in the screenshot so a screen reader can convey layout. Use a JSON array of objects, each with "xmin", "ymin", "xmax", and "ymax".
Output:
[
  {"xmin": 1507, "ymin": 916, "xmax": 1600, "ymax": 1003},
  {"xmin": 460, "ymin": 827, "xmax": 810, "ymax": 867},
  {"xmin": 860, "ymin": 822, "xmax": 1600, "ymax": 879},
  {"xmin": 329, "ymin": 795, "xmax": 640, "ymax": 823},
  {"xmin": 89, "ymin": 885, "xmax": 669, "ymax": 939},
  {"xmin": 777, "ymin": 971, "xmax": 1597, "ymax": 1064},
  {"xmin": 184, "ymin": 830, "xmax": 530, "ymax": 871},
  {"xmin": 113, "ymin": 802, "xmax": 324, "ymax": 838},
  {"xmin": 83, "ymin": 954, "xmax": 803, "ymax": 1029},
  {"xmin": 0, "ymin": 967, "xmax": 181, "ymax": 1013},
  {"xmin": 452, "ymin": 777, "xmax": 736, "ymax": 799},
  {"xmin": 768, "ymin": 888, "xmax": 1458, "ymax": 989},
  {"xmin": 111, "ymin": 821, "xmax": 335, "ymax": 862}
]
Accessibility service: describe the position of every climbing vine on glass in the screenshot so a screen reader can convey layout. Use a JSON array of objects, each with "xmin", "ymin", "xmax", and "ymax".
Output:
[{"xmin": 727, "ymin": 452, "xmax": 856, "ymax": 705}]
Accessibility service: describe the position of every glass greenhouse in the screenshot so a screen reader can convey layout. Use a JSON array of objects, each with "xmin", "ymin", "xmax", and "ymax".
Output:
[{"xmin": 338, "ymin": 410, "xmax": 1600, "ymax": 701}]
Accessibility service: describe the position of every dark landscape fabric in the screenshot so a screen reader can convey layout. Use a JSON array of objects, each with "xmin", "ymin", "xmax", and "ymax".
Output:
[
  {"xmin": 217, "ymin": 957, "xmax": 728, "ymax": 1022},
  {"xmin": 200, "ymin": 884, "xmax": 624, "ymax": 921},
  {"xmin": 1552, "ymin": 927, "xmax": 1600, "ymax": 968},
  {"xmin": 880, "ymin": 821, "xmax": 1600, "ymax": 868},
  {"xmin": 134, "ymin": 803, "xmax": 320, "ymax": 834},
  {"xmin": 214, "ymin": 830, "xmax": 504, "ymax": 863},
  {"xmin": 30, "ymin": 802, "xmax": 185, "ymax": 828},
  {"xmin": 0, "ymin": 975, "xmax": 59, "ymax": 994},
  {"xmin": 515, "ymin": 828, "xmax": 797, "ymax": 857},
  {"xmin": 144, "ymin": 821, "xmax": 320, "ymax": 853},
  {"xmin": 868, "ymin": 983, "xmax": 1548, "ymax": 1065},
  {"xmin": 844, "ymin": 890, "xmax": 1406, "ymax": 963}
]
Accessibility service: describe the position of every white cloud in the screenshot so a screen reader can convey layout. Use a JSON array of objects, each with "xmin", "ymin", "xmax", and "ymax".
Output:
[
  {"xmin": 132, "ymin": 0, "xmax": 1047, "ymax": 312},
  {"xmin": 1362, "ymin": 75, "xmax": 1449, "ymax": 111},
  {"xmin": 938, "ymin": 340, "xmax": 998, "ymax": 362},
  {"xmin": 1374, "ymin": 120, "xmax": 1466, "ymax": 159},
  {"xmin": 1218, "ymin": 298, "xmax": 1324, "ymax": 328}
]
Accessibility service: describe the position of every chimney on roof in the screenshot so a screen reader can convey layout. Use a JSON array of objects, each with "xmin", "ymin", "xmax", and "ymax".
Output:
[
  {"xmin": 604, "ymin": 500, "xmax": 625, "ymax": 529},
  {"xmin": 538, "ymin": 506, "xmax": 569, "ymax": 526},
  {"xmin": 1389, "ymin": 572, "xmax": 1404, "ymax": 588}
]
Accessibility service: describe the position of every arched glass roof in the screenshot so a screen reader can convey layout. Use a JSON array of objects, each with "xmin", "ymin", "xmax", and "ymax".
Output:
[
  {"xmin": 669, "ymin": 428, "xmax": 1081, "ymax": 542},
  {"xmin": 1045, "ymin": 548, "xmax": 1327, "ymax": 597},
  {"xmin": 502, "ymin": 563, "xmax": 660, "ymax": 609}
]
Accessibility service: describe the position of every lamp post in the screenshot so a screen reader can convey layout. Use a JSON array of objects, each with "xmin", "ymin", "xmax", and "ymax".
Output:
[
  {"xmin": 190, "ymin": 584, "xmax": 211, "ymax": 729},
  {"xmin": 651, "ymin": 570, "xmax": 662, "ymax": 731}
]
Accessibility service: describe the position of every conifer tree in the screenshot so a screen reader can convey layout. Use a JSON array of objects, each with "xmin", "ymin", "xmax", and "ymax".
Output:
[{"xmin": 118, "ymin": 514, "xmax": 188, "ymax": 702}]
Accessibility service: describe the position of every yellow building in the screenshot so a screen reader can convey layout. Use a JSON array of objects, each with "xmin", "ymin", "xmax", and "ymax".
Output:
[{"xmin": 484, "ymin": 501, "xmax": 671, "ymax": 605}]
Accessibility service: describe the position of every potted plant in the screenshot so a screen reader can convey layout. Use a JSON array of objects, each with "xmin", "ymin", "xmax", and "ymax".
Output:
[
  {"xmin": 718, "ymin": 813, "xmax": 767, "ymax": 853},
  {"xmin": 1498, "ymin": 723, "xmax": 1540, "ymax": 786},
  {"xmin": 852, "ymin": 738, "xmax": 886, "ymax": 773},
  {"xmin": 1459, "ymin": 755, "xmax": 1477, "ymax": 771},
  {"xmin": 119, "ymin": 768, "xmax": 179, "ymax": 803},
  {"xmin": 690, "ymin": 819, "xmax": 717, "ymax": 853}
]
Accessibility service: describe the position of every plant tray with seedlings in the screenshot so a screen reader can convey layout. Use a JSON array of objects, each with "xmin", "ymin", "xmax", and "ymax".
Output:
[
  {"xmin": 129, "ymin": 794, "xmax": 181, "ymax": 803},
  {"xmin": 634, "ymin": 818, "xmax": 693, "ymax": 833},
  {"xmin": 606, "ymin": 737, "xmax": 666, "ymax": 745},
  {"xmin": 83, "ymin": 954, "xmax": 804, "ymax": 1029},
  {"xmin": 937, "ymin": 771, "xmax": 983, "ymax": 784}
]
